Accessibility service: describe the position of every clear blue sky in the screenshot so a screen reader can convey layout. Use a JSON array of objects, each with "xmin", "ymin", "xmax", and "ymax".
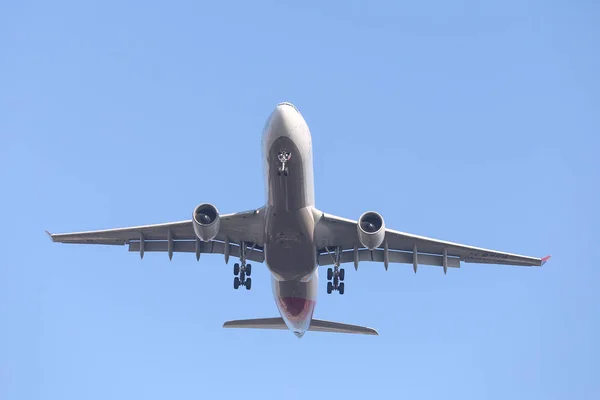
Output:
[{"xmin": 1, "ymin": 1, "xmax": 599, "ymax": 399}]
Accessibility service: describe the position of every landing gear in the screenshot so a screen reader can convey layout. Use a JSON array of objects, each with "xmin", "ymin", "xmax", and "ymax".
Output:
[
  {"xmin": 233, "ymin": 263, "xmax": 252, "ymax": 289},
  {"xmin": 276, "ymin": 150, "xmax": 291, "ymax": 176},
  {"xmin": 233, "ymin": 242, "xmax": 254, "ymax": 290},
  {"xmin": 277, "ymin": 166, "xmax": 289, "ymax": 176},
  {"xmin": 325, "ymin": 247, "xmax": 345, "ymax": 295}
]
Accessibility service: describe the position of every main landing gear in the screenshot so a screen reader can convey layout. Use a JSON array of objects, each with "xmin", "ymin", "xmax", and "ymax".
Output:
[
  {"xmin": 277, "ymin": 150, "xmax": 291, "ymax": 176},
  {"xmin": 233, "ymin": 242, "xmax": 253, "ymax": 290},
  {"xmin": 325, "ymin": 247, "xmax": 345, "ymax": 295}
]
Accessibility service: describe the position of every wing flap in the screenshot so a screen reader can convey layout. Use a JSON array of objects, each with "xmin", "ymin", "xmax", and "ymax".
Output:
[
  {"xmin": 318, "ymin": 248, "xmax": 460, "ymax": 269},
  {"xmin": 128, "ymin": 240, "xmax": 265, "ymax": 263}
]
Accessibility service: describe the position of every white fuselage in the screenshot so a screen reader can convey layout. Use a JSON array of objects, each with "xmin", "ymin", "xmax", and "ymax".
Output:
[{"xmin": 261, "ymin": 102, "xmax": 319, "ymax": 337}]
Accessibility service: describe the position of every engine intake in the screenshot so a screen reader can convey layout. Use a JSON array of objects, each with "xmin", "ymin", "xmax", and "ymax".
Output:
[
  {"xmin": 193, "ymin": 203, "xmax": 220, "ymax": 241},
  {"xmin": 357, "ymin": 211, "xmax": 385, "ymax": 250}
]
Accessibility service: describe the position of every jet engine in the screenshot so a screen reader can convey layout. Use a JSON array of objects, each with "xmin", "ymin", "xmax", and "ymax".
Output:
[
  {"xmin": 192, "ymin": 203, "xmax": 220, "ymax": 241},
  {"xmin": 357, "ymin": 211, "xmax": 385, "ymax": 250}
]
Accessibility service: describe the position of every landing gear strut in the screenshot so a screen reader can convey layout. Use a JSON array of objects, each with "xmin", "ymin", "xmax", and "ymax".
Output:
[
  {"xmin": 233, "ymin": 242, "xmax": 254, "ymax": 290},
  {"xmin": 277, "ymin": 150, "xmax": 291, "ymax": 176},
  {"xmin": 325, "ymin": 247, "xmax": 345, "ymax": 295}
]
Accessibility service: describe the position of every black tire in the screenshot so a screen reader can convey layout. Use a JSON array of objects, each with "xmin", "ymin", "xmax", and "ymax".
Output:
[
  {"xmin": 339, "ymin": 268, "xmax": 345, "ymax": 281},
  {"xmin": 327, "ymin": 282, "xmax": 333, "ymax": 294},
  {"xmin": 284, "ymin": 167, "xmax": 289, "ymax": 176},
  {"xmin": 245, "ymin": 278, "xmax": 252, "ymax": 290},
  {"xmin": 277, "ymin": 167, "xmax": 282, "ymax": 176},
  {"xmin": 339, "ymin": 282, "xmax": 345, "ymax": 295},
  {"xmin": 327, "ymin": 268, "xmax": 333, "ymax": 281},
  {"xmin": 234, "ymin": 277, "xmax": 240, "ymax": 289},
  {"xmin": 246, "ymin": 264, "xmax": 252, "ymax": 276},
  {"xmin": 234, "ymin": 263, "xmax": 240, "ymax": 275}
]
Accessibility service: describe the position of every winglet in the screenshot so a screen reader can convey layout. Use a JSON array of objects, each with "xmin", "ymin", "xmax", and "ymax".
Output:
[
  {"xmin": 45, "ymin": 230, "xmax": 55, "ymax": 242},
  {"xmin": 541, "ymin": 255, "xmax": 552, "ymax": 266}
]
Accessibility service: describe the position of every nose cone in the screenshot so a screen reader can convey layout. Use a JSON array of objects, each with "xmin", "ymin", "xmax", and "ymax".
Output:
[
  {"xmin": 277, "ymin": 101, "xmax": 299, "ymax": 112},
  {"xmin": 262, "ymin": 102, "xmax": 308, "ymax": 156},
  {"xmin": 270, "ymin": 102, "xmax": 300, "ymax": 129},
  {"xmin": 262, "ymin": 101, "xmax": 311, "ymax": 152}
]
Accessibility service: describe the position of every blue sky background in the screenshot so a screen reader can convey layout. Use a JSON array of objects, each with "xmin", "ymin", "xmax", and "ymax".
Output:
[{"xmin": 1, "ymin": 1, "xmax": 599, "ymax": 399}]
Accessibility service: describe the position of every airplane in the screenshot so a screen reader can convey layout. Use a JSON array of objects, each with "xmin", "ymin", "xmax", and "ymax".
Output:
[{"xmin": 46, "ymin": 102, "xmax": 551, "ymax": 338}]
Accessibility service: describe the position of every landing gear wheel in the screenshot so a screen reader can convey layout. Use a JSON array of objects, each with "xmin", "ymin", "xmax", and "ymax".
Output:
[
  {"xmin": 245, "ymin": 278, "xmax": 252, "ymax": 290},
  {"xmin": 234, "ymin": 263, "xmax": 240, "ymax": 276},
  {"xmin": 246, "ymin": 264, "xmax": 252, "ymax": 276},
  {"xmin": 283, "ymin": 167, "xmax": 289, "ymax": 176},
  {"xmin": 277, "ymin": 167, "xmax": 282, "ymax": 176},
  {"xmin": 234, "ymin": 277, "xmax": 240, "ymax": 289},
  {"xmin": 325, "ymin": 247, "xmax": 345, "ymax": 295}
]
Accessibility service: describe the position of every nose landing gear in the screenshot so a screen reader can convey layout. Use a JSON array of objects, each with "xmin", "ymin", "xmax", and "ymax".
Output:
[
  {"xmin": 325, "ymin": 247, "xmax": 345, "ymax": 295},
  {"xmin": 276, "ymin": 150, "xmax": 291, "ymax": 176},
  {"xmin": 233, "ymin": 242, "xmax": 254, "ymax": 290}
]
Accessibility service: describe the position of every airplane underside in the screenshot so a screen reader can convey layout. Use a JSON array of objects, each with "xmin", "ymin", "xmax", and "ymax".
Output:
[{"xmin": 47, "ymin": 101, "xmax": 549, "ymax": 338}]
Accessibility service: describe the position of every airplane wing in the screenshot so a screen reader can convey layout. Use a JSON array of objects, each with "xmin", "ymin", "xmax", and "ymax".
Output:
[
  {"xmin": 47, "ymin": 208, "xmax": 266, "ymax": 262},
  {"xmin": 313, "ymin": 211, "xmax": 550, "ymax": 272}
]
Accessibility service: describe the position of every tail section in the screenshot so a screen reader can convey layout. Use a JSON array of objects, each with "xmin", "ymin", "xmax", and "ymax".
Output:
[{"xmin": 223, "ymin": 317, "xmax": 378, "ymax": 336}]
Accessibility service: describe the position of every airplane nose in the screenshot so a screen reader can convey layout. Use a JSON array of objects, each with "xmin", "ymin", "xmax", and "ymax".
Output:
[
  {"xmin": 264, "ymin": 103, "xmax": 299, "ymax": 136},
  {"xmin": 271, "ymin": 102, "xmax": 299, "ymax": 123},
  {"xmin": 277, "ymin": 102, "xmax": 299, "ymax": 112},
  {"xmin": 262, "ymin": 101, "xmax": 309, "ymax": 152}
]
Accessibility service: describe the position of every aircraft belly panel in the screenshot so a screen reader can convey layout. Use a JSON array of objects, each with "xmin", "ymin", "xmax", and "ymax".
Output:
[{"xmin": 264, "ymin": 206, "xmax": 316, "ymax": 281}]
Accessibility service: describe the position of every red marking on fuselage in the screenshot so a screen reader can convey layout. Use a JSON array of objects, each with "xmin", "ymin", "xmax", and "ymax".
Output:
[{"xmin": 277, "ymin": 297, "xmax": 316, "ymax": 326}]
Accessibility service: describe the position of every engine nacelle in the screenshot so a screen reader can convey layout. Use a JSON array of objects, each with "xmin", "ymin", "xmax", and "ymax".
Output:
[
  {"xmin": 192, "ymin": 203, "xmax": 220, "ymax": 242},
  {"xmin": 357, "ymin": 211, "xmax": 386, "ymax": 250}
]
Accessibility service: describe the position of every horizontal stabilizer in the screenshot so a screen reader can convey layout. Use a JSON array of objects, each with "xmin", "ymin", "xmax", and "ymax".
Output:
[
  {"xmin": 223, "ymin": 318, "xmax": 288, "ymax": 330},
  {"xmin": 222, "ymin": 317, "xmax": 378, "ymax": 335},
  {"xmin": 309, "ymin": 318, "xmax": 378, "ymax": 335}
]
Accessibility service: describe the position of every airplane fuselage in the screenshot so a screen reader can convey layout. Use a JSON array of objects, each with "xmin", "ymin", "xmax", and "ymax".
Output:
[{"xmin": 262, "ymin": 102, "xmax": 319, "ymax": 337}]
